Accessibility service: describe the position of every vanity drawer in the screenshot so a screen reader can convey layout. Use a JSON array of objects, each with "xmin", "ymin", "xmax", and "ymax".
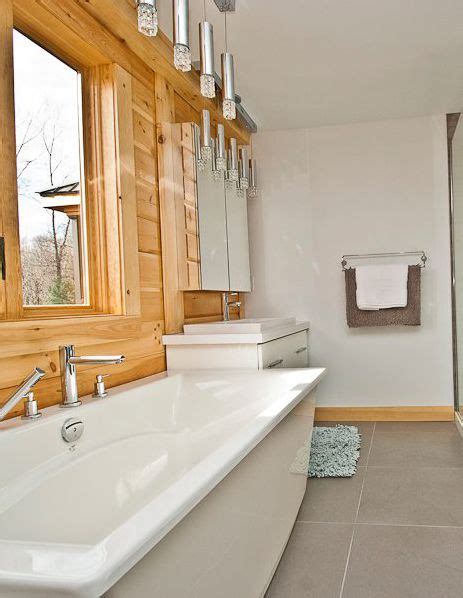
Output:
[{"xmin": 259, "ymin": 330, "xmax": 309, "ymax": 369}]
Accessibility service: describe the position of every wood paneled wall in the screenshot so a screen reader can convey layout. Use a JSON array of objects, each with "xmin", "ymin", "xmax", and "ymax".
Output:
[{"xmin": 0, "ymin": 0, "xmax": 246, "ymax": 419}]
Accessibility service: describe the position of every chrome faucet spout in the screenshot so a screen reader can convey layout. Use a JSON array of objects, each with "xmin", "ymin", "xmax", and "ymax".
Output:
[
  {"xmin": 68, "ymin": 355, "xmax": 125, "ymax": 366},
  {"xmin": 0, "ymin": 367, "xmax": 45, "ymax": 422},
  {"xmin": 60, "ymin": 345, "xmax": 125, "ymax": 408}
]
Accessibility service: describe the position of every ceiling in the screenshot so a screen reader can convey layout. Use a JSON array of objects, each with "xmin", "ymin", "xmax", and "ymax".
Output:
[{"xmin": 159, "ymin": 0, "xmax": 463, "ymax": 131}]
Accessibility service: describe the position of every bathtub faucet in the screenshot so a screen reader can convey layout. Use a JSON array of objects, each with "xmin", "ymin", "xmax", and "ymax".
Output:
[
  {"xmin": 0, "ymin": 368, "xmax": 45, "ymax": 422},
  {"xmin": 60, "ymin": 345, "xmax": 125, "ymax": 408}
]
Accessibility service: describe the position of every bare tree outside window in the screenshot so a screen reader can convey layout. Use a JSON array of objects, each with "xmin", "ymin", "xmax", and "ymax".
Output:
[{"xmin": 13, "ymin": 31, "xmax": 88, "ymax": 306}]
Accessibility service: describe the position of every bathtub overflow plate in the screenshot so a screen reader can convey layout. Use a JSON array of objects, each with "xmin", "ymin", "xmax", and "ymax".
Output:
[{"xmin": 61, "ymin": 418, "xmax": 84, "ymax": 443}]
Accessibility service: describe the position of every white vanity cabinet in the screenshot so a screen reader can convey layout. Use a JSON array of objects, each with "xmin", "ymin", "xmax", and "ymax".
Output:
[
  {"xmin": 163, "ymin": 322, "xmax": 310, "ymax": 371},
  {"xmin": 259, "ymin": 330, "xmax": 309, "ymax": 369}
]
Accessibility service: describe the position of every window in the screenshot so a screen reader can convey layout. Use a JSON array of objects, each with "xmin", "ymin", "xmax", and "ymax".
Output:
[{"xmin": 13, "ymin": 31, "xmax": 88, "ymax": 307}]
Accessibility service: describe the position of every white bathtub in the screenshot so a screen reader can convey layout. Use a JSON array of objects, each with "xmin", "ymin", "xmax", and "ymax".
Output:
[{"xmin": 0, "ymin": 368, "xmax": 325, "ymax": 597}]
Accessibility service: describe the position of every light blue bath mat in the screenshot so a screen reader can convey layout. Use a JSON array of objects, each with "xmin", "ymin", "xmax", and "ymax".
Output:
[
  {"xmin": 309, "ymin": 425, "xmax": 361, "ymax": 477},
  {"xmin": 290, "ymin": 425, "xmax": 361, "ymax": 478}
]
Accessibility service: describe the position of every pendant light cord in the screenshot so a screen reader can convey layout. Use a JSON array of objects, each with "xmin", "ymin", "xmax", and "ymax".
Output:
[{"xmin": 224, "ymin": 11, "xmax": 228, "ymax": 51}]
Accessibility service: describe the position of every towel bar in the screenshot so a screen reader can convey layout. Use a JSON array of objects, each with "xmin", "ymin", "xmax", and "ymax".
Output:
[{"xmin": 341, "ymin": 251, "xmax": 427, "ymax": 271}]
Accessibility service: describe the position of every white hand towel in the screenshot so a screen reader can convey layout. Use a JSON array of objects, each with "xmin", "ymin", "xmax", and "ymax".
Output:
[{"xmin": 355, "ymin": 264, "xmax": 409, "ymax": 310}]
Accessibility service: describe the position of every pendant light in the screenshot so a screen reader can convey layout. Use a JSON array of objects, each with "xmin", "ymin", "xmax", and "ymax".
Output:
[
  {"xmin": 211, "ymin": 138, "xmax": 222, "ymax": 180},
  {"xmin": 248, "ymin": 159, "xmax": 258, "ymax": 197},
  {"xmin": 239, "ymin": 147, "xmax": 249, "ymax": 190},
  {"xmin": 199, "ymin": 2, "xmax": 216, "ymax": 99},
  {"xmin": 228, "ymin": 138, "xmax": 239, "ymax": 182},
  {"xmin": 216, "ymin": 124, "xmax": 227, "ymax": 171},
  {"xmin": 201, "ymin": 109, "xmax": 213, "ymax": 163},
  {"xmin": 173, "ymin": 0, "xmax": 191, "ymax": 71},
  {"xmin": 137, "ymin": 0, "xmax": 158, "ymax": 37},
  {"xmin": 194, "ymin": 123, "xmax": 205, "ymax": 171},
  {"xmin": 221, "ymin": 13, "xmax": 236, "ymax": 120}
]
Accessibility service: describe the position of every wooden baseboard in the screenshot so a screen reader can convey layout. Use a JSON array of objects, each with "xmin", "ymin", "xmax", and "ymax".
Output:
[{"xmin": 314, "ymin": 406, "xmax": 455, "ymax": 422}]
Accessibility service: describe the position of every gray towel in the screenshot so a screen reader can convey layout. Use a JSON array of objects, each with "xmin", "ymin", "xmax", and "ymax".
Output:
[{"xmin": 345, "ymin": 265, "xmax": 421, "ymax": 327}]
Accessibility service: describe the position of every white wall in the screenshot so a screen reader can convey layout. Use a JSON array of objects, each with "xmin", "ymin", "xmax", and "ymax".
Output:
[{"xmin": 247, "ymin": 116, "xmax": 454, "ymax": 407}]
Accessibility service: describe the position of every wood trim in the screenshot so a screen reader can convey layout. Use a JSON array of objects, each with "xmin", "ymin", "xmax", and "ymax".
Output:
[
  {"xmin": 113, "ymin": 65, "xmax": 141, "ymax": 316},
  {"xmin": 314, "ymin": 406, "xmax": 455, "ymax": 422},
  {"xmin": 88, "ymin": 63, "xmax": 141, "ymax": 316},
  {"xmin": 0, "ymin": 0, "xmax": 23, "ymax": 319},
  {"xmin": 157, "ymin": 121, "xmax": 184, "ymax": 333}
]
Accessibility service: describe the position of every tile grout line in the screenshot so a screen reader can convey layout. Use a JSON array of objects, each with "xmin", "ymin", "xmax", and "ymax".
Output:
[{"xmin": 339, "ymin": 421, "xmax": 376, "ymax": 598}]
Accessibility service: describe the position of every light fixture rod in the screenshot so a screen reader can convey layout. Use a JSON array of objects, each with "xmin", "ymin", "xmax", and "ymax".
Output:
[
  {"xmin": 217, "ymin": 124, "xmax": 226, "ymax": 158},
  {"xmin": 173, "ymin": 0, "xmax": 189, "ymax": 47},
  {"xmin": 239, "ymin": 147, "xmax": 249, "ymax": 178},
  {"xmin": 249, "ymin": 159, "xmax": 257, "ymax": 187},
  {"xmin": 229, "ymin": 138, "xmax": 238, "ymax": 170},
  {"xmin": 202, "ymin": 110, "xmax": 212, "ymax": 148},
  {"xmin": 199, "ymin": 21, "xmax": 215, "ymax": 77},
  {"xmin": 221, "ymin": 53, "xmax": 235, "ymax": 101}
]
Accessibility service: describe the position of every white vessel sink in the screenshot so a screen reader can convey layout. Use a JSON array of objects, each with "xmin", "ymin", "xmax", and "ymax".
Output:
[{"xmin": 183, "ymin": 317, "xmax": 296, "ymax": 335}]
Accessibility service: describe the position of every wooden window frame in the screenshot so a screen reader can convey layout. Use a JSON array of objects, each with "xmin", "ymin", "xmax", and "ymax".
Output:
[{"xmin": 0, "ymin": 8, "xmax": 140, "ymax": 322}]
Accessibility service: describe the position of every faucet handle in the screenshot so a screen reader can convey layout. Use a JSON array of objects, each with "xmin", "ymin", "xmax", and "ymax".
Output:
[
  {"xmin": 21, "ymin": 392, "xmax": 42, "ymax": 420},
  {"xmin": 92, "ymin": 374, "xmax": 110, "ymax": 399}
]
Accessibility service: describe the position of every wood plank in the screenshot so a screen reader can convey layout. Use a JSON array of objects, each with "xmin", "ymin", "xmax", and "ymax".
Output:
[
  {"xmin": 139, "ymin": 251, "xmax": 162, "ymax": 290},
  {"xmin": 314, "ymin": 406, "xmax": 455, "ymax": 422},
  {"xmin": 138, "ymin": 217, "xmax": 161, "ymax": 255},
  {"xmin": 132, "ymin": 76, "xmax": 155, "ymax": 123},
  {"xmin": 134, "ymin": 146, "xmax": 156, "ymax": 186},
  {"xmin": 133, "ymin": 110, "xmax": 155, "ymax": 155},
  {"xmin": 140, "ymin": 289, "xmax": 164, "ymax": 322},
  {"xmin": 0, "ymin": 315, "xmax": 144, "ymax": 358},
  {"xmin": 184, "ymin": 292, "xmax": 223, "ymax": 319},
  {"xmin": 136, "ymin": 179, "xmax": 159, "ymax": 221}
]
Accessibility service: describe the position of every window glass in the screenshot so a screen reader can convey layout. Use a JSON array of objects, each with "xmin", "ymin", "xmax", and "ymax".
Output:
[{"xmin": 13, "ymin": 30, "xmax": 88, "ymax": 306}]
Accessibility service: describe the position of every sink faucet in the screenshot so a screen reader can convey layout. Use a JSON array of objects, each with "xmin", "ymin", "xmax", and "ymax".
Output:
[
  {"xmin": 0, "ymin": 368, "xmax": 45, "ymax": 422},
  {"xmin": 223, "ymin": 292, "xmax": 242, "ymax": 321},
  {"xmin": 60, "ymin": 345, "xmax": 125, "ymax": 408}
]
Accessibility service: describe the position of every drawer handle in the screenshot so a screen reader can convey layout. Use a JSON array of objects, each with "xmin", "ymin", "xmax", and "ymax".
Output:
[
  {"xmin": 267, "ymin": 358, "xmax": 284, "ymax": 368},
  {"xmin": 295, "ymin": 347, "xmax": 307, "ymax": 354}
]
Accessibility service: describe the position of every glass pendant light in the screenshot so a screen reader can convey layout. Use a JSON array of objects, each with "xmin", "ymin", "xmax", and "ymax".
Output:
[
  {"xmin": 239, "ymin": 147, "xmax": 249, "ymax": 190},
  {"xmin": 216, "ymin": 124, "xmax": 227, "ymax": 171},
  {"xmin": 228, "ymin": 138, "xmax": 239, "ymax": 182},
  {"xmin": 199, "ymin": 21, "xmax": 216, "ymax": 98},
  {"xmin": 201, "ymin": 109, "xmax": 213, "ymax": 164},
  {"xmin": 221, "ymin": 13, "xmax": 236, "ymax": 120},
  {"xmin": 211, "ymin": 138, "xmax": 222, "ymax": 180},
  {"xmin": 248, "ymin": 159, "xmax": 258, "ymax": 197},
  {"xmin": 137, "ymin": 0, "xmax": 158, "ymax": 37},
  {"xmin": 194, "ymin": 123, "xmax": 205, "ymax": 171},
  {"xmin": 173, "ymin": 0, "xmax": 191, "ymax": 71}
]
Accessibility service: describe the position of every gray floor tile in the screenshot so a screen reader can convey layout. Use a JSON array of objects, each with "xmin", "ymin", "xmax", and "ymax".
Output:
[
  {"xmin": 298, "ymin": 467, "xmax": 366, "ymax": 523},
  {"xmin": 358, "ymin": 466, "xmax": 463, "ymax": 527},
  {"xmin": 368, "ymin": 422, "xmax": 463, "ymax": 468},
  {"xmin": 265, "ymin": 522, "xmax": 353, "ymax": 598},
  {"xmin": 315, "ymin": 421, "xmax": 374, "ymax": 466},
  {"xmin": 342, "ymin": 524, "xmax": 463, "ymax": 598}
]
